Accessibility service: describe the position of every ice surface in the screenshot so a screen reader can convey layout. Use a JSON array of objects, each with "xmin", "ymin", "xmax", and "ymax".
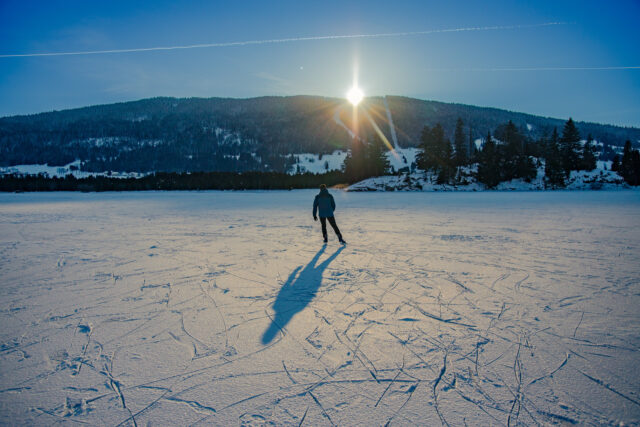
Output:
[{"xmin": 1, "ymin": 191, "xmax": 639, "ymax": 425}]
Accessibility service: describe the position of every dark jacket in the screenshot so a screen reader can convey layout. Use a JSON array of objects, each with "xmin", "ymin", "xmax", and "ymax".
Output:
[{"xmin": 313, "ymin": 188, "xmax": 336, "ymax": 218}]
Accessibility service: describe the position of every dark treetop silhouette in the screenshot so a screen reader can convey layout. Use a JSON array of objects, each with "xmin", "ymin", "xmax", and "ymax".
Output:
[
  {"xmin": 312, "ymin": 184, "xmax": 346, "ymax": 244},
  {"xmin": 261, "ymin": 245, "xmax": 345, "ymax": 344}
]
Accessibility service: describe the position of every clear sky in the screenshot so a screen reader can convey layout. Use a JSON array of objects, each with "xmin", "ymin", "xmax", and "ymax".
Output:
[{"xmin": 1, "ymin": 0, "xmax": 639, "ymax": 126}]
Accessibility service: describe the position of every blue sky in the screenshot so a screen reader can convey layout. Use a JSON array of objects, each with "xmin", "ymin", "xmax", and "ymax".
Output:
[{"xmin": 1, "ymin": 0, "xmax": 639, "ymax": 126}]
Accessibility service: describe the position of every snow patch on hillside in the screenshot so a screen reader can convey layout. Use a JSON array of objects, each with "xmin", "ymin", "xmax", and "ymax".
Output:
[
  {"xmin": 289, "ymin": 151, "xmax": 348, "ymax": 174},
  {"xmin": 289, "ymin": 147, "xmax": 419, "ymax": 175},
  {"xmin": 0, "ymin": 161, "xmax": 147, "ymax": 179},
  {"xmin": 215, "ymin": 127, "xmax": 257, "ymax": 146},
  {"xmin": 387, "ymin": 147, "xmax": 418, "ymax": 172},
  {"xmin": 72, "ymin": 137, "xmax": 163, "ymax": 148}
]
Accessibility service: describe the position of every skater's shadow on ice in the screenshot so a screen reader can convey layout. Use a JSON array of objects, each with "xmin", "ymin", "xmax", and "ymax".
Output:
[{"xmin": 261, "ymin": 245, "xmax": 344, "ymax": 345}]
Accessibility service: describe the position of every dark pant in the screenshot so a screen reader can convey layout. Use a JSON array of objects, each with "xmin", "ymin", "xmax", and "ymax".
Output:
[{"xmin": 320, "ymin": 216, "xmax": 342, "ymax": 240}]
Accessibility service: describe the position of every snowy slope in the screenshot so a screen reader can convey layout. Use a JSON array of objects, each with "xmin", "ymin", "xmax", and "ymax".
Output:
[
  {"xmin": 289, "ymin": 147, "xmax": 418, "ymax": 175},
  {"xmin": 0, "ymin": 160, "xmax": 147, "ymax": 179},
  {"xmin": 288, "ymin": 151, "xmax": 348, "ymax": 174},
  {"xmin": 387, "ymin": 147, "xmax": 418, "ymax": 172},
  {"xmin": 1, "ymin": 191, "xmax": 639, "ymax": 425}
]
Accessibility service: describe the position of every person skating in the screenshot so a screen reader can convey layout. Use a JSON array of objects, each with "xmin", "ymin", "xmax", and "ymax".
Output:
[{"xmin": 313, "ymin": 184, "xmax": 346, "ymax": 244}]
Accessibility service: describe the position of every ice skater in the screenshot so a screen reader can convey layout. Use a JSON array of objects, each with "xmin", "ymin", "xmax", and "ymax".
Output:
[{"xmin": 313, "ymin": 184, "xmax": 346, "ymax": 244}]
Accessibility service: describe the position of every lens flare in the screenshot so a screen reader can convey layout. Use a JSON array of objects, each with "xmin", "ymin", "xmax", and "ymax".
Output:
[{"xmin": 346, "ymin": 86, "xmax": 364, "ymax": 106}]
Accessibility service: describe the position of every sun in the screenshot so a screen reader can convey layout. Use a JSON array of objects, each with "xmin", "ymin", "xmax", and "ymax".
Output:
[{"xmin": 346, "ymin": 86, "xmax": 364, "ymax": 106}]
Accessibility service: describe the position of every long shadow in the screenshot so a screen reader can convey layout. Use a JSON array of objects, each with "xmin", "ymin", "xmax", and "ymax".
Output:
[{"xmin": 261, "ymin": 245, "xmax": 345, "ymax": 344}]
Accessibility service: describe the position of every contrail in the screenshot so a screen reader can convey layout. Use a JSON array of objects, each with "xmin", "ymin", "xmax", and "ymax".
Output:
[
  {"xmin": 0, "ymin": 22, "xmax": 565, "ymax": 58},
  {"xmin": 425, "ymin": 66, "xmax": 640, "ymax": 71}
]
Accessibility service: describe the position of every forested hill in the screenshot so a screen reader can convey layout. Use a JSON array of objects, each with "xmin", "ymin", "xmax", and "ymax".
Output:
[
  {"xmin": 385, "ymin": 96, "xmax": 640, "ymax": 149},
  {"xmin": 1, "ymin": 95, "xmax": 638, "ymax": 173}
]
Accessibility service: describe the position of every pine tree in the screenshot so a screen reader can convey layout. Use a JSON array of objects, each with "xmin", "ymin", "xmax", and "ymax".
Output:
[
  {"xmin": 611, "ymin": 155, "xmax": 621, "ymax": 172},
  {"xmin": 343, "ymin": 135, "xmax": 390, "ymax": 182},
  {"xmin": 517, "ymin": 155, "xmax": 538, "ymax": 182},
  {"xmin": 453, "ymin": 118, "xmax": 468, "ymax": 167},
  {"xmin": 620, "ymin": 140, "xmax": 640, "ymax": 185},
  {"xmin": 560, "ymin": 118, "xmax": 581, "ymax": 175},
  {"xmin": 468, "ymin": 126, "xmax": 476, "ymax": 162},
  {"xmin": 416, "ymin": 124, "xmax": 444, "ymax": 172},
  {"xmin": 343, "ymin": 139, "xmax": 367, "ymax": 182},
  {"xmin": 416, "ymin": 125, "xmax": 435, "ymax": 172},
  {"xmin": 538, "ymin": 133, "xmax": 550, "ymax": 161},
  {"xmin": 416, "ymin": 123, "xmax": 453, "ymax": 183},
  {"xmin": 477, "ymin": 131, "xmax": 500, "ymax": 188},
  {"xmin": 437, "ymin": 140, "xmax": 454, "ymax": 184},
  {"xmin": 621, "ymin": 140, "xmax": 633, "ymax": 178},
  {"xmin": 633, "ymin": 150, "xmax": 640, "ymax": 186},
  {"xmin": 496, "ymin": 120, "xmax": 535, "ymax": 182},
  {"xmin": 580, "ymin": 134, "xmax": 597, "ymax": 171},
  {"xmin": 365, "ymin": 134, "xmax": 390, "ymax": 177},
  {"xmin": 544, "ymin": 128, "xmax": 565, "ymax": 188}
]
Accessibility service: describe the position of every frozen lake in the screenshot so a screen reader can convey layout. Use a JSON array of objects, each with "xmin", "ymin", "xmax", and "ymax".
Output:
[{"xmin": 1, "ymin": 190, "xmax": 639, "ymax": 425}]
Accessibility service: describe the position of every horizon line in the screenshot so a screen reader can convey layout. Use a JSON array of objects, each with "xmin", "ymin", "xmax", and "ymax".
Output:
[{"xmin": 2, "ymin": 94, "xmax": 639, "ymax": 129}]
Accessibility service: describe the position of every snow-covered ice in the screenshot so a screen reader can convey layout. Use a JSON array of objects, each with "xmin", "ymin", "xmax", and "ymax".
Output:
[{"xmin": 1, "ymin": 190, "xmax": 639, "ymax": 425}]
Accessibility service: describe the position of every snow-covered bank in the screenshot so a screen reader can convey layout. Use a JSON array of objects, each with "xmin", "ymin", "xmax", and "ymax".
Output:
[
  {"xmin": 348, "ymin": 162, "xmax": 628, "ymax": 191},
  {"xmin": 1, "ymin": 191, "xmax": 639, "ymax": 425}
]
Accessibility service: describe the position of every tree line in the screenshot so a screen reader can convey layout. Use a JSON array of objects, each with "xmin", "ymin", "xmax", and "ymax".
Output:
[
  {"xmin": 0, "ymin": 170, "xmax": 345, "ymax": 192},
  {"xmin": 3, "ymin": 116, "xmax": 640, "ymax": 192},
  {"xmin": 414, "ymin": 117, "xmax": 639, "ymax": 188},
  {"xmin": 342, "ymin": 116, "xmax": 639, "ymax": 188}
]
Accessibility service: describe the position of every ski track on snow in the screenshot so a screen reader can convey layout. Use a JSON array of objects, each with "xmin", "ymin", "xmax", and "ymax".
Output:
[{"xmin": 0, "ymin": 190, "xmax": 639, "ymax": 425}]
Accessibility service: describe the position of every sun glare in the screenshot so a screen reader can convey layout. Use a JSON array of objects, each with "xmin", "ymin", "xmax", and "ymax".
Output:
[{"xmin": 346, "ymin": 86, "xmax": 364, "ymax": 106}]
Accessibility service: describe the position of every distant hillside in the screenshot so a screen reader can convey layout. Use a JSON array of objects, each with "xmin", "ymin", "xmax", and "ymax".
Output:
[
  {"xmin": 383, "ymin": 96, "xmax": 640, "ymax": 148},
  {"xmin": 1, "ymin": 95, "xmax": 638, "ymax": 173}
]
